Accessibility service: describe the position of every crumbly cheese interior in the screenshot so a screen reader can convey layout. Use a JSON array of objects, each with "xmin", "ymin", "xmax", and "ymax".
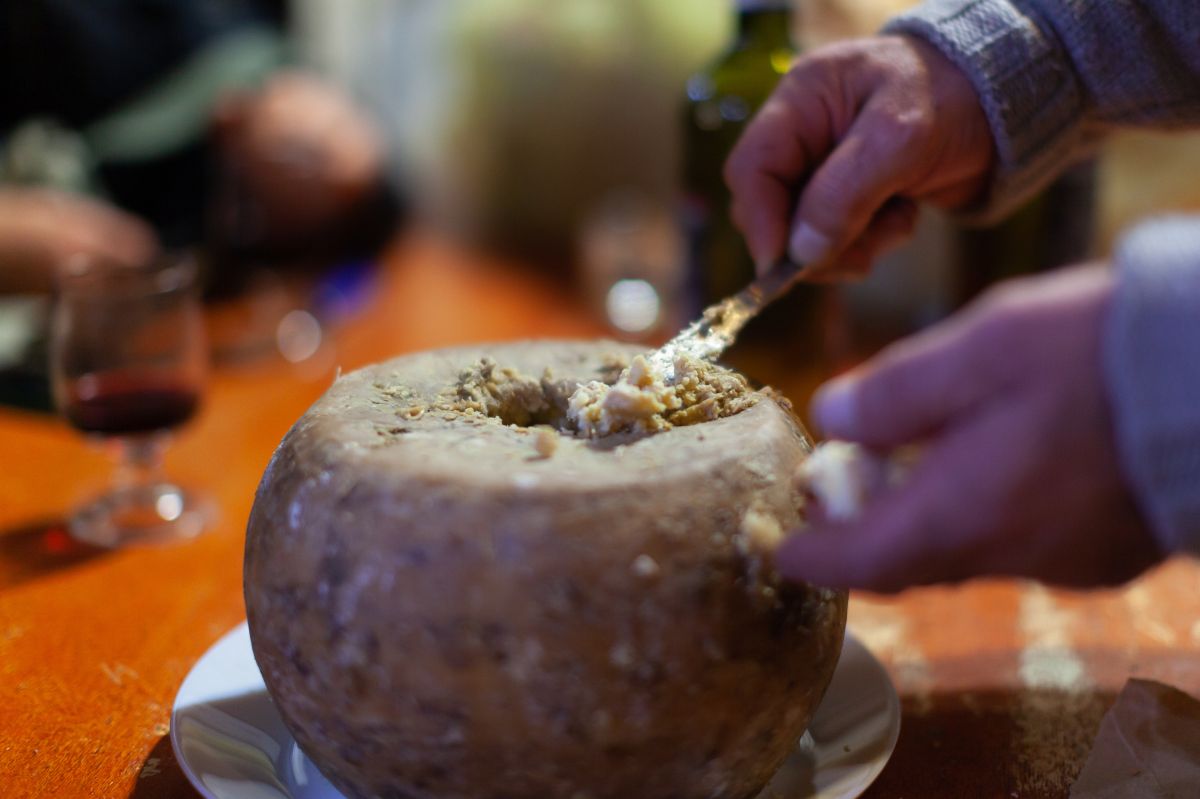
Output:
[
  {"xmin": 567, "ymin": 353, "xmax": 757, "ymax": 438},
  {"xmin": 395, "ymin": 352, "xmax": 758, "ymax": 442},
  {"xmin": 439, "ymin": 357, "xmax": 561, "ymax": 427}
]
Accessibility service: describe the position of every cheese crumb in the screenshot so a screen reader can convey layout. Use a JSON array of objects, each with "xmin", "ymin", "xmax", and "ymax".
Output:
[
  {"xmin": 533, "ymin": 427, "xmax": 559, "ymax": 459},
  {"xmin": 738, "ymin": 507, "xmax": 785, "ymax": 556},
  {"xmin": 795, "ymin": 442, "xmax": 890, "ymax": 521}
]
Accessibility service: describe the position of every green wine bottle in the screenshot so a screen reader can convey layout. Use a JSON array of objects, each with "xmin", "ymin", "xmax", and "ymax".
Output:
[{"xmin": 681, "ymin": 0, "xmax": 821, "ymax": 364}]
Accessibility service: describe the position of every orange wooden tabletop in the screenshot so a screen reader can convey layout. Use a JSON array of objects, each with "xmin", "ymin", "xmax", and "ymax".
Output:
[{"xmin": 1, "ymin": 234, "xmax": 1198, "ymax": 799}]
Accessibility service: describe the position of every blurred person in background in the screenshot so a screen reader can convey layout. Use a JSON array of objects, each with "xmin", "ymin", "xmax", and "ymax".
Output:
[
  {"xmin": 725, "ymin": 0, "xmax": 1199, "ymax": 591},
  {"xmin": 0, "ymin": 0, "xmax": 399, "ymax": 295}
]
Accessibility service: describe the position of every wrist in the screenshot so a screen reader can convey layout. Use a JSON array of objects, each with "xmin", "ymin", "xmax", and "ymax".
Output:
[
  {"xmin": 902, "ymin": 33, "xmax": 997, "ymax": 210},
  {"xmin": 883, "ymin": 0, "xmax": 1087, "ymax": 220}
]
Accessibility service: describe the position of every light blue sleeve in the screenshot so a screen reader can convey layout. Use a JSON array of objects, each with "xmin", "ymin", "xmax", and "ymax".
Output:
[{"xmin": 1105, "ymin": 216, "xmax": 1200, "ymax": 555}]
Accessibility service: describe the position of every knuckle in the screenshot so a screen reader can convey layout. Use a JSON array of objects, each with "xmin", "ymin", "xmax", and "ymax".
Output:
[
  {"xmin": 966, "ymin": 283, "xmax": 1046, "ymax": 366},
  {"xmin": 976, "ymin": 273, "xmax": 1040, "ymax": 312},
  {"xmin": 959, "ymin": 316, "xmax": 1020, "ymax": 382},
  {"xmin": 784, "ymin": 49, "xmax": 836, "ymax": 84},
  {"xmin": 724, "ymin": 124, "xmax": 782, "ymax": 187},
  {"xmin": 977, "ymin": 280, "xmax": 1019, "ymax": 310},
  {"xmin": 971, "ymin": 283, "xmax": 1031, "ymax": 334},
  {"xmin": 807, "ymin": 40, "xmax": 871, "ymax": 72},
  {"xmin": 868, "ymin": 107, "xmax": 930, "ymax": 157},
  {"xmin": 724, "ymin": 127, "xmax": 759, "ymax": 170},
  {"xmin": 869, "ymin": 336, "xmax": 923, "ymax": 387},
  {"xmin": 723, "ymin": 157, "xmax": 761, "ymax": 194},
  {"xmin": 970, "ymin": 303, "xmax": 1019, "ymax": 347},
  {"xmin": 722, "ymin": 154, "xmax": 746, "ymax": 192}
]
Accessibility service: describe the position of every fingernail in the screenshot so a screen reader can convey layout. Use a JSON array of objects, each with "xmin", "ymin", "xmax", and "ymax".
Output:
[
  {"xmin": 789, "ymin": 223, "xmax": 833, "ymax": 264},
  {"xmin": 811, "ymin": 377, "xmax": 856, "ymax": 436},
  {"xmin": 753, "ymin": 255, "xmax": 774, "ymax": 277}
]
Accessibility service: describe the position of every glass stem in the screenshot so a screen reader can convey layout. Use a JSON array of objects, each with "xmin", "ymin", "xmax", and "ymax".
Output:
[{"xmin": 113, "ymin": 435, "xmax": 169, "ymax": 491}]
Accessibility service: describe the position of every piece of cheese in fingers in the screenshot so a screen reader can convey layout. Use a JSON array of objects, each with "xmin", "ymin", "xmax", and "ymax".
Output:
[{"xmin": 795, "ymin": 441, "xmax": 891, "ymax": 521}]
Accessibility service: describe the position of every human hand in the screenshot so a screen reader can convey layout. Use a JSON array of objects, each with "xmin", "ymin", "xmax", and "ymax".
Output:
[
  {"xmin": 0, "ymin": 188, "xmax": 158, "ymax": 293},
  {"xmin": 213, "ymin": 71, "xmax": 386, "ymax": 234},
  {"xmin": 779, "ymin": 266, "xmax": 1163, "ymax": 592},
  {"xmin": 725, "ymin": 35, "xmax": 995, "ymax": 280}
]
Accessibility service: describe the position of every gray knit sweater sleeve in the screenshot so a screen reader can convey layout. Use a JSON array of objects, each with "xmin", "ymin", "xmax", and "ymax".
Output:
[{"xmin": 884, "ymin": 0, "xmax": 1200, "ymax": 218}]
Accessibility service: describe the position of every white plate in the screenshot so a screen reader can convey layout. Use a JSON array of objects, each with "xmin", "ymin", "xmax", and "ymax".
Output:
[{"xmin": 172, "ymin": 624, "xmax": 899, "ymax": 799}]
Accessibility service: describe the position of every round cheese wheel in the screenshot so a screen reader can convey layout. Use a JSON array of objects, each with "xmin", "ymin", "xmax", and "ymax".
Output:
[{"xmin": 245, "ymin": 340, "xmax": 846, "ymax": 799}]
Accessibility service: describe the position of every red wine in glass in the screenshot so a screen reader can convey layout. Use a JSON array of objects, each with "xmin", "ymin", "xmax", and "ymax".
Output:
[
  {"xmin": 51, "ymin": 255, "xmax": 213, "ymax": 547},
  {"xmin": 64, "ymin": 371, "xmax": 200, "ymax": 436}
]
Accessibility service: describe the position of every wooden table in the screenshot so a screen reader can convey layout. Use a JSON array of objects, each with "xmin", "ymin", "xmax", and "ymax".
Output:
[{"xmin": 2, "ymin": 234, "xmax": 1198, "ymax": 798}]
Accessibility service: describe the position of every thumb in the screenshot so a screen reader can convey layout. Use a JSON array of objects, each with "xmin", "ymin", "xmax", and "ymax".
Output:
[{"xmin": 801, "ymin": 197, "xmax": 919, "ymax": 282}]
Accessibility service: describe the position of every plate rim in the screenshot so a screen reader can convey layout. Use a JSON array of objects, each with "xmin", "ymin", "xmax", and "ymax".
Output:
[{"xmin": 171, "ymin": 623, "xmax": 899, "ymax": 799}]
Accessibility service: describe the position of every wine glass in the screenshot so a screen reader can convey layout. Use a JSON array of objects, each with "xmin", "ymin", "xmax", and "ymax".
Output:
[{"xmin": 50, "ymin": 254, "xmax": 214, "ymax": 547}]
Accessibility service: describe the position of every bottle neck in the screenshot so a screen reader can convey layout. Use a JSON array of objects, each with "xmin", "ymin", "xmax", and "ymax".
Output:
[{"xmin": 734, "ymin": 4, "xmax": 793, "ymax": 50}]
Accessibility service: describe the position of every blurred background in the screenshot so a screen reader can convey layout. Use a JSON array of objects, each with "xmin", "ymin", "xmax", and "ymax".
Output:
[{"xmin": 3, "ymin": 0, "xmax": 1200, "ymax": 414}]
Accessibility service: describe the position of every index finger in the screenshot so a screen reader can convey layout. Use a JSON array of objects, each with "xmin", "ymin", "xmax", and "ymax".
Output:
[
  {"xmin": 724, "ymin": 63, "xmax": 842, "ymax": 269},
  {"xmin": 777, "ymin": 406, "xmax": 1013, "ymax": 592}
]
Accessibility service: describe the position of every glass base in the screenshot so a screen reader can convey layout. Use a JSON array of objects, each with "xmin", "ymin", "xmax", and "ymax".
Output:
[{"xmin": 69, "ymin": 482, "xmax": 215, "ymax": 548}]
